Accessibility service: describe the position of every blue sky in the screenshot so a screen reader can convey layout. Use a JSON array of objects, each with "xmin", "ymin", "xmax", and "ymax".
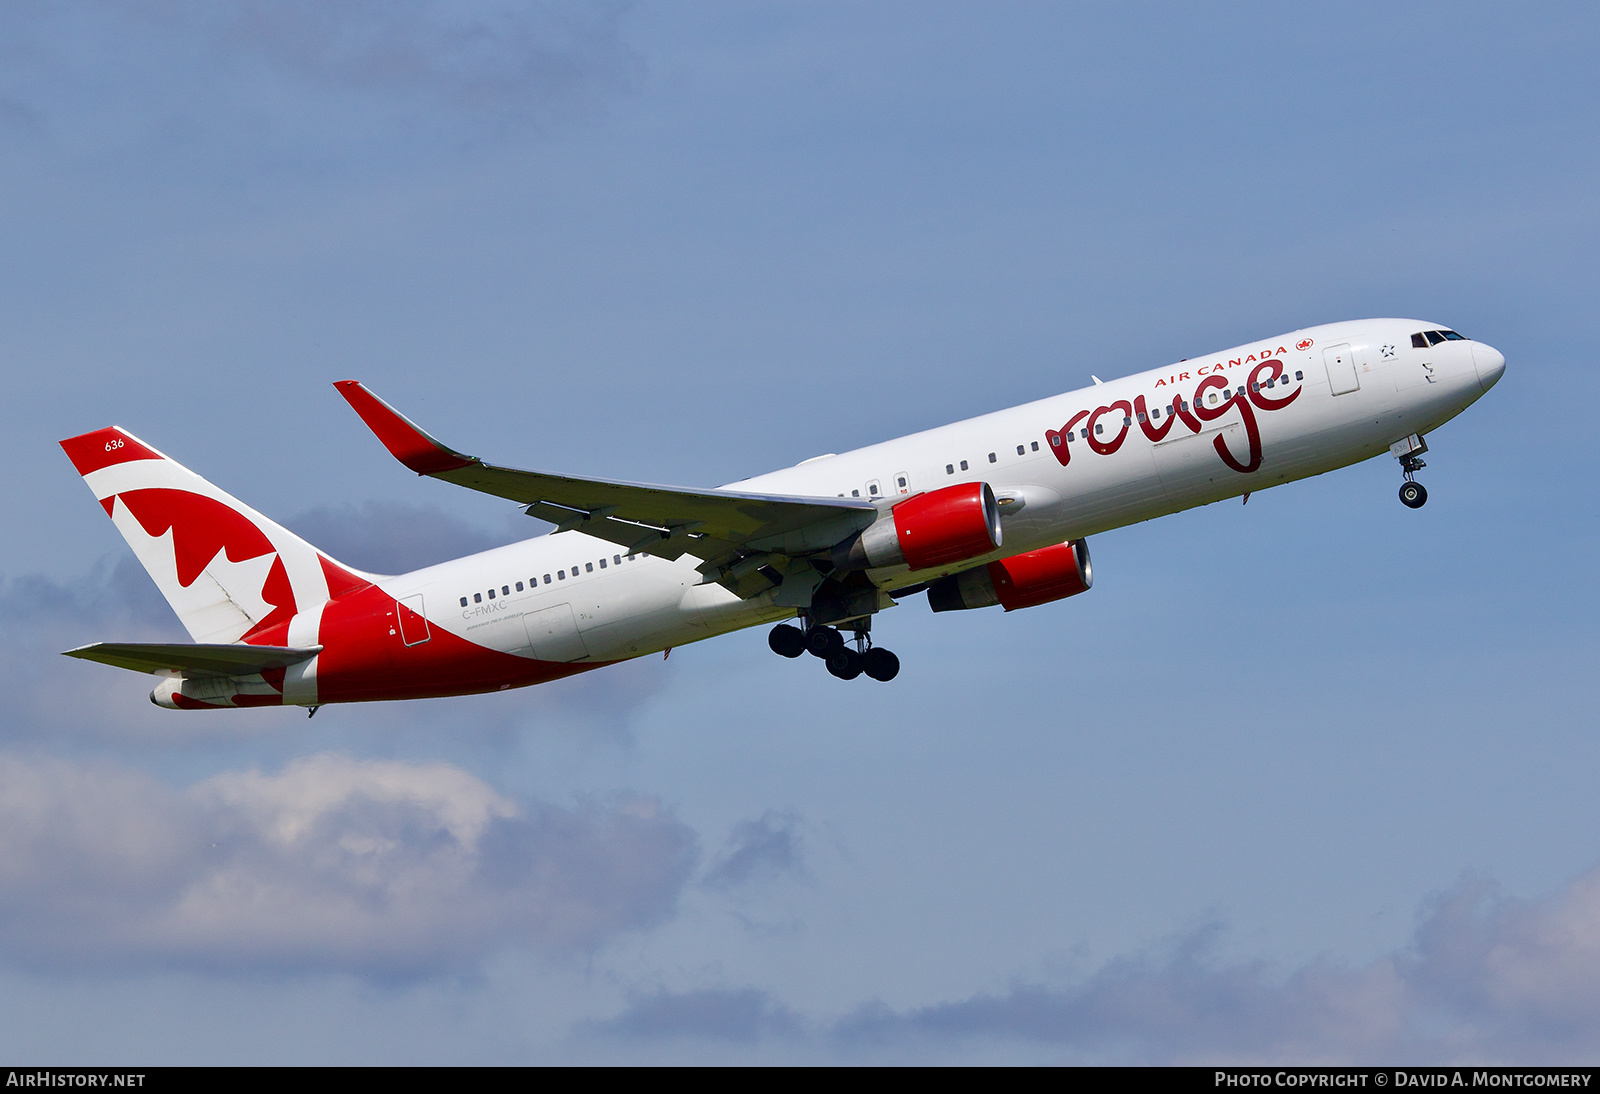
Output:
[{"xmin": 1, "ymin": 0, "xmax": 1597, "ymax": 1063}]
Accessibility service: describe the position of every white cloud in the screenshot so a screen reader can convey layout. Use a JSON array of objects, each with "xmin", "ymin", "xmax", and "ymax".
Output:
[
  {"xmin": 588, "ymin": 863, "xmax": 1600, "ymax": 1062},
  {"xmin": 830, "ymin": 866, "xmax": 1600, "ymax": 1062},
  {"xmin": 0, "ymin": 752, "xmax": 695, "ymax": 977}
]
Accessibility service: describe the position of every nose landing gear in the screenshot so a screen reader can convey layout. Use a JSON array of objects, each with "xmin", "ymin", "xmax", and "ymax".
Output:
[
  {"xmin": 768, "ymin": 619, "xmax": 899, "ymax": 682},
  {"xmin": 1392, "ymin": 434, "xmax": 1429, "ymax": 509}
]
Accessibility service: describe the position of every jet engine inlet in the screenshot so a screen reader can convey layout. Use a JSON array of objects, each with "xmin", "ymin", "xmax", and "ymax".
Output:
[
  {"xmin": 831, "ymin": 482, "xmax": 1003, "ymax": 572},
  {"xmin": 928, "ymin": 538, "xmax": 1093, "ymax": 612}
]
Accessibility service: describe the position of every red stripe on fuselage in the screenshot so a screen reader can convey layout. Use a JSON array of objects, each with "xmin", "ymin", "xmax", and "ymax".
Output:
[{"xmin": 314, "ymin": 584, "xmax": 607, "ymax": 703}]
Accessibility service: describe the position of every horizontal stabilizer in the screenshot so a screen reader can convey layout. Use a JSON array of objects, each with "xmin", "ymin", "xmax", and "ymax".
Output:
[{"xmin": 63, "ymin": 642, "xmax": 322, "ymax": 677}]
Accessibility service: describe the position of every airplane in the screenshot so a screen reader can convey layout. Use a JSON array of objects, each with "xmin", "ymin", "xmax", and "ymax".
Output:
[{"xmin": 58, "ymin": 319, "xmax": 1505, "ymax": 711}]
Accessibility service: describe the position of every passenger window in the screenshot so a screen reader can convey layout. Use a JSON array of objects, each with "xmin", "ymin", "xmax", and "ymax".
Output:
[
  {"xmin": 558, "ymin": 570, "xmax": 565, "ymax": 580},
  {"xmin": 1208, "ymin": 393, "xmax": 1219, "ymax": 405},
  {"xmin": 1080, "ymin": 428, "xmax": 1089, "ymax": 440},
  {"xmin": 897, "ymin": 476, "xmax": 908, "ymax": 488},
  {"xmin": 1030, "ymin": 441, "xmax": 1039, "ymax": 451},
  {"xmin": 586, "ymin": 563, "xmax": 594, "ymax": 573},
  {"xmin": 1122, "ymin": 416, "xmax": 1131, "ymax": 427},
  {"xmin": 474, "ymin": 593, "xmax": 482, "ymax": 604},
  {"xmin": 988, "ymin": 452, "xmax": 996, "ymax": 463},
  {"xmin": 1050, "ymin": 436, "xmax": 1061, "ymax": 447},
  {"xmin": 946, "ymin": 464, "xmax": 954, "ymax": 474},
  {"xmin": 959, "ymin": 459, "xmax": 969, "ymax": 471},
  {"xmin": 544, "ymin": 574, "xmax": 552, "ymax": 583},
  {"xmin": 460, "ymin": 597, "xmax": 468, "ymax": 607},
  {"xmin": 1294, "ymin": 371, "xmax": 1303, "ymax": 381},
  {"xmin": 1016, "ymin": 445, "xmax": 1025, "ymax": 456},
  {"xmin": 851, "ymin": 489, "xmax": 860, "ymax": 497},
  {"xmin": 599, "ymin": 559, "xmax": 606, "ymax": 569},
  {"xmin": 1137, "ymin": 411, "xmax": 1147, "ymax": 423},
  {"xmin": 614, "ymin": 555, "xmax": 621, "ymax": 565},
  {"xmin": 516, "ymin": 581, "xmax": 524, "ymax": 591},
  {"xmin": 502, "ymin": 586, "xmax": 510, "ymax": 596},
  {"xmin": 1094, "ymin": 423, "xmax": 1103, "ymax": 434},
  {"xmin": 869, "ymin": 483, "xmax": 879, "ymax": 495}
]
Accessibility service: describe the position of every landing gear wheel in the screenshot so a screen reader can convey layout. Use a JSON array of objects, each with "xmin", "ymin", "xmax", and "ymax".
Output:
[
  {"xmin": 1399, "ymin": 481, "xmax": 1428, "ymax": 509},
  {"xmin": 826, "ymin": 647, "xmax": 863, "ymax": 680},
  {"xmin": 768, "ymin": 624, "xmax": 805, "ymax": 658},
  {"xmin": 862, "ymin": 647, "xmax": 900, "ymax": 682},
  {"xmin": 806, "ymin": 626, "xmax": 844, "ymax": 658}
]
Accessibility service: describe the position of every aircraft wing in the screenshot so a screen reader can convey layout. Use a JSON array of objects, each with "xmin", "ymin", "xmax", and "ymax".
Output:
[
  {"xmin": 64, "ymin": 642, "xmax": 323, "ymax": 677},
  {"xmin": 334, "ymin": 381, "xmax": 878, "ymax": 590}
]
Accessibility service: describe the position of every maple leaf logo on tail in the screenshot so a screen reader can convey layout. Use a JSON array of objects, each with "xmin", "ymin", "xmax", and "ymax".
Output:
[{"xmin": 60, "ymin": 427, "xmax": 372, "ymax": 645}]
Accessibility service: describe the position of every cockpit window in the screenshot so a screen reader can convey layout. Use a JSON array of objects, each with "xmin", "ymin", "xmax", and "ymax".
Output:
[{"xmin": 1414, "ymin": 329, "xmax": 1467, "ymax": 348}]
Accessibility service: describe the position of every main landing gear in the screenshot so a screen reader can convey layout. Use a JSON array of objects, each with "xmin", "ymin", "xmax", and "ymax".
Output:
[
  {"xmin": 1393, "ymin": 434, "xmax": 1429, "ymax": 509},
  {"xmin": 768, "ymin": 620, "xmax": 900, "ymax": 682}
]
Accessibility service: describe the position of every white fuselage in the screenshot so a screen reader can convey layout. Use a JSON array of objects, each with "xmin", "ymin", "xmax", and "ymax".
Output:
[{"xmin": 374, "ymin": 319, "xmax": 1502, "ymax": 667}]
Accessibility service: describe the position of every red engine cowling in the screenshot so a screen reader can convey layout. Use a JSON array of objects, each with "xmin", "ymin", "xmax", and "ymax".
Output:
[
  {"xmin": 832, "ymin": 482, "xmax": 1003, "ymax": 572},
  {"xmin": 927, "ymin": 538, "xmax": 1092, "ymax": 612}
]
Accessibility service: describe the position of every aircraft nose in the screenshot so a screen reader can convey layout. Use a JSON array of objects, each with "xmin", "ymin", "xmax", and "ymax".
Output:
[{"xmin": 1472, "ymin": 342, "xmax": 1506, "ymax": 391}]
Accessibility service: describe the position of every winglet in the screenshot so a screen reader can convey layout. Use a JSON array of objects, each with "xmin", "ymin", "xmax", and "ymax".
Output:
[{"xmin": 334, "ymin": 381, "xmax": 477, "ymax": 475}]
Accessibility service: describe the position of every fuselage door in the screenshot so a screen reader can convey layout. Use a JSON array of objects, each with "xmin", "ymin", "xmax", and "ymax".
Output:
[
  {"xmin": 522, "ymin": 603, "xmax": 590, "ymax": 663},
  {"xmin": 397, "ymin": 594, "xmax": 431, "ymax": 646},
  {"xmin": 1323, "ymin": 344, "xmax": 1359, "ymax": 396}
]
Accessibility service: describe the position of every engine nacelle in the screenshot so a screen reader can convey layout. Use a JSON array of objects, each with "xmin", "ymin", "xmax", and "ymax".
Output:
[
  {"xmin": 832, "ymin": 482, "xmax": 1003, "ymax": 572},
  {"xmin": 927, "ymin": 538, "xmax": 1093, "ymax": 612}
]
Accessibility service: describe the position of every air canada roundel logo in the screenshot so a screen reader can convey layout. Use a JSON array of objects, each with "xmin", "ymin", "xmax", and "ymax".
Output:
[{"xmin": 1296, "ymin": 338, "xmax": 1313, "ymax": 350}]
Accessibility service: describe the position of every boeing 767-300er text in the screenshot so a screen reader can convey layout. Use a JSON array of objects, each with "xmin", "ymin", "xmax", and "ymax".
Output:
[{"xmin": 59, "ymin": 319, "xmax": 1505, "ymax": 710}]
